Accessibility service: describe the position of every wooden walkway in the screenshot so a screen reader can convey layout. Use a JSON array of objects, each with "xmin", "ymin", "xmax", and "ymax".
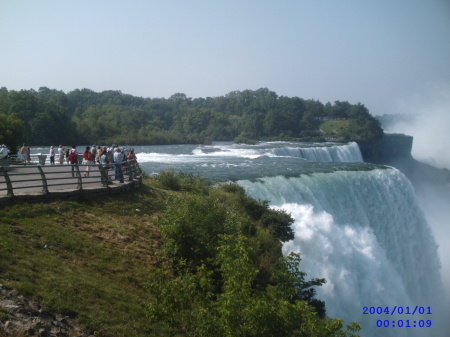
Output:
[{"xmin": 0, "ymin": 162, "xmax": 141, "ymax": 204}]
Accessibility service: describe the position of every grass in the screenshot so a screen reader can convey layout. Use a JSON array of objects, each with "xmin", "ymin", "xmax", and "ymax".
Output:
[
  {"xmin": 319, "ymin": 120, "xmax": 353, "ymax": 136},
  {"xmin": 0, "ymin": 177, "xmax": 168, "ymax": 336}
]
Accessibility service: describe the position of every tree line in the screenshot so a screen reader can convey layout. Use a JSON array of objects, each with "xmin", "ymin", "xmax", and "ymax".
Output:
[{"xmin": 0, "ymin": 86, "xmax": 383, "ymax": 152}]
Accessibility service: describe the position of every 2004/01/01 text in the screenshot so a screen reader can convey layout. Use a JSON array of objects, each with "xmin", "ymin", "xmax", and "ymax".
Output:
[{"xmin": 362, "ymin": 306, "xmax": 432, "ymax": 315}]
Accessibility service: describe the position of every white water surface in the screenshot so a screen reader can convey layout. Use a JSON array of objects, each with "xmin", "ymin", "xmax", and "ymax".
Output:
[{"xmin": 238, "ymin": 169, "xmax": 445, "ymax": 336}]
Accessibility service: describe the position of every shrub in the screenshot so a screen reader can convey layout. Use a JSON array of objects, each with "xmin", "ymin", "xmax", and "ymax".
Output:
[
  {"xmin": 260, "ymin": 208, "xmax": 294, "ymax": 242},
  {"xmin": 145, "ymin": 236, "xmax": 361, "ymax": 337},
  {"xmin": 217, "ymin": 182, "xmax": 246, "ymax": 195},
  {"xmin": 158, "ymin": 193, "xmax": 239, "ymax": 269},
  {"xmin": 154, "ymin": 169, "xmax": 211, "ymax": 193},
  {"xmin": 154, "ymin": 169, "xmax": 181, "ymax": 190},
  {"xmin": 177, "ymin": 171, "xmax": 211, "ymax": 194}
]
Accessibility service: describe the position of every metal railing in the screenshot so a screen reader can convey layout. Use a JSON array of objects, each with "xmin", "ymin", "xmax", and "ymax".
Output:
[
  {"xmin": 5, "ymin": 153, "xmax": 80, "ymax": 166},
  {"xmin": 0, "ymin": 159, "xmax": 141, "ymax": 197}
]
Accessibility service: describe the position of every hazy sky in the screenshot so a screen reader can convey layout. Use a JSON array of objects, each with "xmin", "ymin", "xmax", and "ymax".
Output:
[{"xmin": 1, "ymin": 0, "xmax": 449, "ymax": 116}]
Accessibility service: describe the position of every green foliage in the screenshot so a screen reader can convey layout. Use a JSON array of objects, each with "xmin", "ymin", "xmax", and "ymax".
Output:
[
  {"xmin": 0, "ymin": 87, "xmax": 383, "ymax": 146},
  {"xmin": 0, "ymin": 171, "xmax": 362, "ymax": 336},
  {"xmin": 0, "ymin": 113, "xmax": 23, "ymax": 152},
  {"xmin": 158, "ymin": 192, "xmax": 239, "ymax": 270},
  {"xmin": 272, "ymin": 252, "xmax": 327, "ymax": 318},
  {"xmin": 150, "ymin": 182, "xmax": 361, "ymax": 336},
  {"xmin": 154, "ymin": 169, "xmax": 181, "ymax": 191},
  {"xmin": 0, "ymin": 179, "xmax": 167, "ymax": 335},
  {"xmin": 154, "ymin": 169, "xmax": 211, "ymax": 193},
  {"xmin": 146, "ymin": 233, "xmax": 361, "ymax": 337},
  {"xmin": 220, "ymin": 184, "xmax": 294, "ymax": 242},
  {"xmin": 320, "ymin": 120, "xmax": 353, "ymax": 135},
  {"xmin": 234, "ymin": 133, "xmax": 257, "ymax": 144},
  {"xmin": 217, "ymin": 182, "xmax": 246, "ymax": 194},
  {"xmin": 260, "ymin": 208, "xmax": 295, "ymax": 243}
]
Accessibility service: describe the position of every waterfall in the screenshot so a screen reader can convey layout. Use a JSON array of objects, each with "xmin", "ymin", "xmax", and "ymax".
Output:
[
  {"xmin": 270, "ymin": 142, "xmax": 363, "ymax": 162},
  {"xmin": 238, "ymin": 168, "xmax": 444, "ymax": 336}
]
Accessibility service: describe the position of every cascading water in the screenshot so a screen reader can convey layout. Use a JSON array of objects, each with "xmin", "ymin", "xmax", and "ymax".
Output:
[
  {"xmin": 270, "ymin": 141, "xmax": 363, "ymax": 162},
  {"xmin": 238, "ymin": 169, "xmax": 444, "ymax": 336},
  {"xmin": 122, "ymin": 140, "xmax": 446, "ymax": 336}
]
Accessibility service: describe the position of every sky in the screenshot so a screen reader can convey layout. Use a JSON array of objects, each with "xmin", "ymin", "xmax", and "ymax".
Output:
[{"xmin": 1, "ymin": 0, "xmax": 449, "ymax": 117}]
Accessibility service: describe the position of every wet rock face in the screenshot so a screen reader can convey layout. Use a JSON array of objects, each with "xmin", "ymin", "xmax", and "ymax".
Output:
[{"xmin": 0, "ymin": 284, "xmax": 91, "ymax": 337}]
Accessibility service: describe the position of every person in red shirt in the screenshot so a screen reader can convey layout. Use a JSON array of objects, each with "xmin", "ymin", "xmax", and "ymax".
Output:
[
  {"xmin": 83, "ymin": 146, "xmax": 94, "ymax": 177},
  {"xmin": 68, "ymin": 145, "xmax": 79, "ymax": 177}
]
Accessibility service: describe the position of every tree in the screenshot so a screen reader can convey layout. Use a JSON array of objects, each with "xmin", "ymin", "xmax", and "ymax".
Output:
[
  {"xmin": 146, "ymin": 183, "xmax": 361, "ymax": 336},
  {"xmin": 331, "ymin": 101, "xmax": 351, "ymax": 118},
  {"xmin": 0, "ymin": 113, "xmax": 23, "ymax": 153},
  {"xmin": 145, "ymin": 234, "xmax": 361, "ymax": 337},
  {"xmin": 1, "ymin": 86, "xmax": 384, "ymax": 145}
]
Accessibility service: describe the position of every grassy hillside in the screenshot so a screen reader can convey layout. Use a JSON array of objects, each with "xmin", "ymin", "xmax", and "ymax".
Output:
[
  {"xmin": 0, "ymin": 180, "xmax": 168, "ymax": 335},
  {"xmin": 0, "ymin": 175, "xmax": 361, "ymax": 337},
  {"xmin": 319, "ymin": 120, "xmax": 353, "ymax": 137}
]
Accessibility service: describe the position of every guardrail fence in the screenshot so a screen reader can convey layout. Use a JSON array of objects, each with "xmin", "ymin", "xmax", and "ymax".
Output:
[{"xmin": 0, "ymin": 158, "xmax": 141, "ymax": 198}]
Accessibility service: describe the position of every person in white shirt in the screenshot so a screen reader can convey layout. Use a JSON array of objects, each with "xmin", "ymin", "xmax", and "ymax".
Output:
[
  {"xmin": 113, "ymin": 147, "xmax": 125, "ymax": 182},
  {"xmin": 0, "ymin": 144, "xmax": 9, "ymax": 159},
  {"xmin": 49, "ymin": 146, "xmax": 55, "ymax": 165}
]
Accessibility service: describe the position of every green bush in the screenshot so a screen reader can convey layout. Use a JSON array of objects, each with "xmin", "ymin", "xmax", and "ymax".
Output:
[
  {"xmin": 154, "ymin": 169, "xmax": 211, "ymax": 193},
  {"xmin": 154, "ymin": 169, "xmax": 181, "ymax": 190},
  {"xmin": 217, "ymin": 182, "xmax": 246, "ymax": 195},
  {"xmin": 158, "ymin": 193, "xmax": 240, "ymax": 269},
  {"xmin": 219, "ymin": 185, "xmax": 295, "ymax": 243},
  {"xmin": 148, "ymin": 178, "xmax": 362, "ymax": 335},
  {"xmin": 260, "ymin": 208, "xmax": 295, "ymax": 242},
  {"xmin": 145, "ymin": 235, "xmax": 362, "ymax": 337},
  {"xmin": 234, "ymin": 133, "xmax": 257, "ymax": 145},
  {"xmin": 177, "ymin": 171, "xmax": 211, "ymax": 194}
]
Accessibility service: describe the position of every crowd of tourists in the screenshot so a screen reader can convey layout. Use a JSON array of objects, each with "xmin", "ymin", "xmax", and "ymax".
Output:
[
  {"xmin": 0, "ymin": 143, "xmax": 138, "ymax": 184},
  {"xmin": 54, "ymin": 145, "xmax": 138, "ymax": 182},
  {"xmin": 49, "ymin": 144, "xmax": 137, "ymax": 166}
]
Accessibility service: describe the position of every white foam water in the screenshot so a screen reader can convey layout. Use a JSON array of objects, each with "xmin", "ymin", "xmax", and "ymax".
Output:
[
  {"xmin": 270, "ymin": 142, "xmax": 363, "ymax": 162},
  {"xmin": 238, "ymin": 168, "xmax": 445, "ymax": 336}
]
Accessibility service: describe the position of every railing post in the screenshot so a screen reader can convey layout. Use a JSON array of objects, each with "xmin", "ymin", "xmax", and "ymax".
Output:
[
  {"xmin": 117, "ymin": 161, "xmax": 124, "ymax": 183},
  {"xmin": 127, "ymin": 161, "xmax": 132, "ymax": 181},
  {"xmin": 0, "ymin": 166, "xmax": 14, "ymax": 197},
  {"xmin": 134, "ymin": 159, "xmax": 141, "ymax": 177},
  {"xmin": 74, "ymin": 164, "xmax": 82, "ymax": 190},
  {"xmin": 36, "ymin": 165, "xmax": 49, "ymax": 194}
]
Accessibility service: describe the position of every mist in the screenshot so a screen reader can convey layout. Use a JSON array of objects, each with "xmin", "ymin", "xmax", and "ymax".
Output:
[
  {"xmin": 383, "ymin": 82, "xmax": 450, "ymax": 331},
  {"xmin": 385, "ymin": 82, "xmax": 450, "ymax": 169}
]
